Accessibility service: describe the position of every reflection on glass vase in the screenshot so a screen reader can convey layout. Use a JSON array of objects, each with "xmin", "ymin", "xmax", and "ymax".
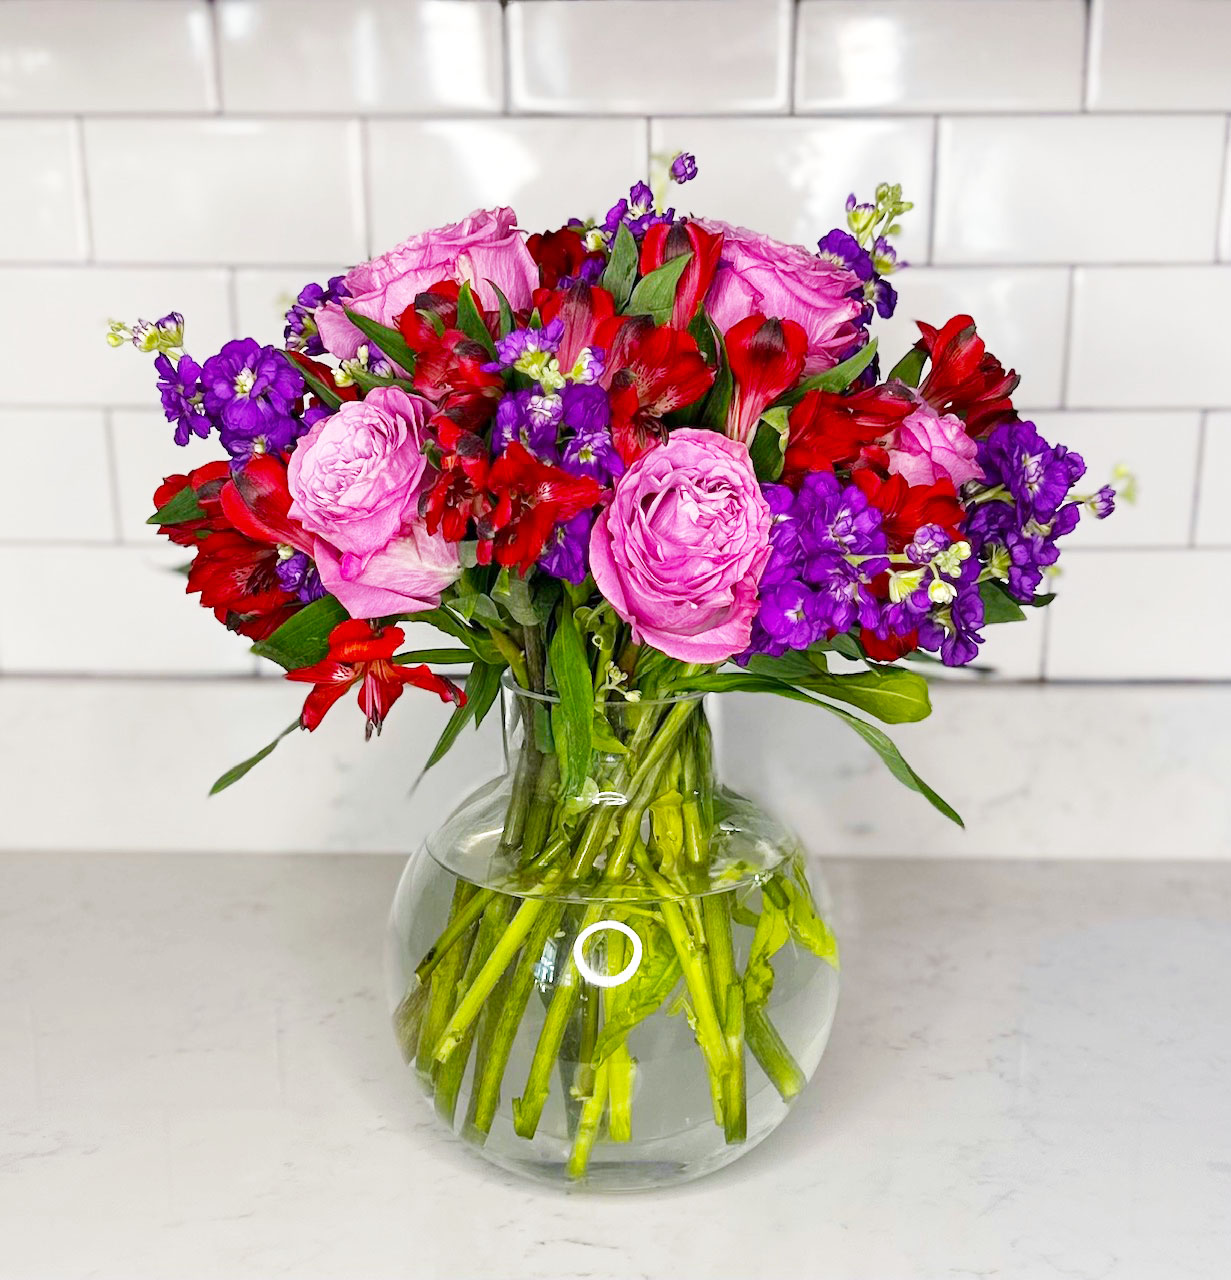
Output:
[{"xmin": 385, "ymin": 679, "xmax": 839, "ymax": 1190}]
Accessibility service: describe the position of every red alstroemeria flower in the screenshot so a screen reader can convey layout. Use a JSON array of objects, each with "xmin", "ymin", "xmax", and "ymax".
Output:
[
  {"xmin": 861, "ymin": 628, "xmax": 919, "ymax": 663},
  {"xmin": 397, "ymin": 313, "xmax": 504, "ymax": 410},
  {"xmin": 527, "ymin": 227, "xmax": 604, "ymax": 290},
  {"xmin": 915, "ymin": 315, "xmax": 1019, "ymax": 437},
  {"xmin": 594, "ymin": 315, "xmax": 714, "ymax": 464},
  {"xmin": 782, "ymin": 383, "xmax": 915, "ymax": 479},
  {"xmin": 424, "ymin": 419, "xmax": 493, "ymax": 543},
  {"xmin": 850, "ymin": 469, "xmax": 964, "ymax": 550},
  {"xmin": 724, "ymin": 314, "xmax": 808, "ymax": 445},
  {"xmin": 412, "ymin": 279, "xmax": 462, "ymax": 329},
  {"xmin": 480, "ymin": 442, "xmax": 601, "ymax": 574},
  {"xmin": 218, "ymin": 452, "xmax": 314, "ymax": 552},
  {"xmin": 186, "ymin": 529, "xmax": 299, "ymax": 641},
  {"xmin": 537, "ymin": 281, "xmax": 616, "ymax": 370},
  {"xmin": 639, "ymin": 219, "xmax": 723, "ymax": 330},
  {"xmin": 285, "ymin": 350, "xmax": 360, "ymax": 403},
  {"xmin": 152, "ymin": 460, "xmax": 232, "ymax": 547},
  {"xmin": 287, "ymin": 619, "xmax": 465, "ymax": 738}
]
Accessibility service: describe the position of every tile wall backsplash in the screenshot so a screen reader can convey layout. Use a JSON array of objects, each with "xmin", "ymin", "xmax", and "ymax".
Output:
[{"xmin": 1, "ymin": 0, "xmax": 1228, "ymax": 695}]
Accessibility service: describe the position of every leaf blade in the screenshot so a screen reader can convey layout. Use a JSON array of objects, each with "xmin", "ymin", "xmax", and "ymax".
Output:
[
  {"xmin": 625, "ymin": 251, "xmax": 692, "ymax": 324},
  {"xmin": 548, "ymin": 605, "xmax": 594, "ymax": 795},
  {"xmin": 210, "ymin": 720, "xmax": 300, "ymax": 795},
  {"xmin": 251, "ymin": 594, "xmax": 349, "ymax": 670},
  {"xmin": 342, "ymin": 307, "xmax": 419, "ymax": 376}
]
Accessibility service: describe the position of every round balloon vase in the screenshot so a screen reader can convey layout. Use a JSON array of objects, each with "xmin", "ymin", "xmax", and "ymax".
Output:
[{"xmin": 385, "ymin": 680, "xmax": 840, "ymax": 1190}]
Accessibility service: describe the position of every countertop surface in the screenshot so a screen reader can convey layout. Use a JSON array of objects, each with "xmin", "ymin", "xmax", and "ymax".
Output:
[{"xmin": 1, "ymin": 852, "xmax": 1229, "ymax": 1280}]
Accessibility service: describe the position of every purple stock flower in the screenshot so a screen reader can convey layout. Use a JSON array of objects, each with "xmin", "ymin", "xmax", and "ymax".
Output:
[
  {"xmin": 817, "ymin": 229, "xmax": 873, "ymax": 281},
  {"xmin": 200, "ymin": 338, "xmax": 304, "ymax": 462},
  {"xmin": 285, "ymin": 274, "xmax": 348, "ymax": 356},
  {"xmin": 1088, "ymin": 485, "xmax": 1116, "ymax": 519},
  {"xmin": 669, "ymin": 152, "xmax": 698, "ymax": 183},
  {"xmin": 601, "ymin": 180, "xmax": 673, "ymax": 241},
  {"xmin": 538, "ymin": 510, "xmax": 595, "ymax": 585},
  {"xmin": 275, "ymin": 551, "xmax": 325, "ymax": 603},
  {"xmin": 559, "ymin": 383, "xmax": 622, "ymax": 481},
  {"xmin": 916, "ymin": 558, "xmax": 985, "ymax": 666},
  {"xmin": 155, "ymin": 352, "xmax": 209, "ymax": 446},
  {"xmin": 492, "ymin": 389, "xmax": 563, "ymax": 461},
  {"xmin": 905, "ymin": 524, "xmax": 952, "ymax": 565},
  {"xmin": 978, "ymin": 420, "xmax": 1086, "ymax": 523},
  {"xmin": 758, "ymin": 582, "xmax": 826, "ymax": 649},
  {"xmin": 491, "ymin": 317, "xmax": 565, "ymax": 369}
]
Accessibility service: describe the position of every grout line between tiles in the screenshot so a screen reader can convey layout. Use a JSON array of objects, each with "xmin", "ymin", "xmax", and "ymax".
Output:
[
  {"xmin": 71, "ymin": 116, "xmax": 94, "ymax": 262},
  {"xmin": 205, "ymin": 0, "xmax": 225, "ymax": 115},
  {"xmin": 101, "ymin": 408, "xmax": 124, "ymax": 544},
  {"xmin": 1189, "ymin": 411, "xmax": 1209, "ymax": 546},
  {"xmin": 1058, "ymin": 265, "xmax": 1077, "ymax": 408},
  {"xmin": 1214, "ymin": 114, "xmax": 1231, "ymax": 259},
  {"xmin": 1082, "ymin": 0, "xmax": 1099, "ymax": 112},
  {"xmin": 925, "ymin": 116, "xmax": 940, "ymax": 265}
]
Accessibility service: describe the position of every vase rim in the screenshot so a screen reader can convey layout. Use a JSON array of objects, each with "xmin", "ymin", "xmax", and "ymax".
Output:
[{"xmin": 499, "ymin": 671, "xmax": 706, "ymax": 709}]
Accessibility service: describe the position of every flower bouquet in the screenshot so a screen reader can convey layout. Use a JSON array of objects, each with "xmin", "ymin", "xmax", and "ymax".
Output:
[{"xmin": 118, "ymin": 156, "xmax": 1114, "ymax": 1187}]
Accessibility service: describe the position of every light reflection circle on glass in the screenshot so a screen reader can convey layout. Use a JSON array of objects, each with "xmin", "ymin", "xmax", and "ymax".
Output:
[{"xmin": 572, "ymin": 920, "xmax": 643, "ymax": 988}]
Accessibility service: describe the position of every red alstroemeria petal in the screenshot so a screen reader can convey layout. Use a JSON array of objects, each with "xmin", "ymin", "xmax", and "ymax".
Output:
[
  {"xmin": 220, "ymin": 454, "xmax": 314, "ymax": 554},
  {"xmin": 725, "ymin": 314, "xmax": 808, "ymax": 444},
  {"xmin": 285, "ymin": 659, "xmax": 354, "ymax": 687},
  {"xmin": 394, "ymin": 662, "xmax": 467, "ymax": 707},
  {"xmin": 299, "ymin": 680, "xmax": 354, "ymax": 732},
  {"xmin": 326, "ymin": 619, "xmax": 404, "ymax": 664}
]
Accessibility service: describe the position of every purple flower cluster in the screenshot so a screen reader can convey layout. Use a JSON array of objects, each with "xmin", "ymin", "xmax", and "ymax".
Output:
[
  {"xmin": 155, "ymin": 352, "xmax": 208, "ymax": 446},
  {"xmin": 602, "ymin": 180, "xmax": 673, "ymax": 242},
  {"xmin": 746, "ymin": 474, "xmax": 889, "ymax": 657},
  {"xmin": 817, "ymin": 228, "xmax": 899, "ymax": 324},
  {"xmin": 669, "ymin": 152, "xmax": 698, "ymax": 184},
  {"xmin": 275, "ymin": 551, "xmax": 325, "ymax": 603},
  {"xmin": 285, "ymin": 274, "xmax": 349, "ymax": 357},
  {"xmin": 965, "ymin": 420, "xmax": 1088, "ymax": 603},
  {"xmin": 539, "ymin": 510, "xmax": 595, "ymax": 585},
  {"xmin": 200, "ymin": 338, "xmax": 305, "ymax": 463}
]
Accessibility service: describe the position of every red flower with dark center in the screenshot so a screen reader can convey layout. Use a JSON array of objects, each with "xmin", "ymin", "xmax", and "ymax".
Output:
[
  {"xmin": 287, "ymin": 619, "xmax": 465, "ymax": 738},
  {"xmin": 412, "ymin": 279, "xmax": 462, "ymax": 329},
  {"xmin": 782, "ymin": 383, "xmax": 915, "ymax": 479},
  {"xmin": 639, "ymin": 219, "xmax": 723, "ymax": 330},
  {"xmin": 152, "ymin": 460, "xmax": 232, "ymax": 547},
  {"xmin": 423, "ymin": 421, "xmax": 492, "ymax": 543},
  {"xmin": 186, "ymin": 529, "xmax": 299, "ymax": 641},
  {"xmin": 724, "ymin": 314, "xmax": 808, "ymax": 445},
  {"xmin": 396, "ymin": 316, "xmax": 503, "ymax": 410},
  {"xmin": 850, "ymin": 469, "xmax": 964, "ymax": 550},
  {"xmin": 594, "ymin": 315, "xmax": 714, "ymax": 464},
  {"xmin": 285, "ymin": 350, "xmax": 360, "ymax": 403},
  {"xmin": 218, "ymin": 452, "xmax": 313, "ymax": 554},
  {"xmin": 536, "ymin": 281, "xmax": 615, "ymax": 370},
  {"xmin": 480, "ymin": 442, "xmax": 601, "ymax": 573},
  {"xmin": 526, "ymin": 227, "xmax": 604, "ymax": 290},
  {"xmin": 915, "ymin": 315, "xmax": 1019, "ymax": 437}
]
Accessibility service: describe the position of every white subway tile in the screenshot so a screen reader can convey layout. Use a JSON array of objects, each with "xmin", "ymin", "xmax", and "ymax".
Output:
[
  {"xmin": 934, "ymin": 116, "xmax": 1226, "ymax": 265},
  {"xmin": 233, "ymin": 266, "xmax": 347, "ymax": 348},
  {"xmin": 796, "ymin": 0, "xmax": 1085, "ymax": 113},
  {"xmin": 508, "ymin": 0, "xmax": 791, "ymax": 114},
  {"xmin": 1088, "ymin": 0, "xmax": 1231, "ymax": 110},
  {"xmin": 0, "ymin": 267, "xmax": 232, "ymax": 408},
  {"xmin": 85, "ymin": 120, "xmax": 366, "ymax": 267},
  {"xmin": 650, "ymin": 117, "xmax": 934, "ymax": 263},
  {"xmin": 1195, "ymin": 413, "xmax": 1231, "ymax": 546},
  {"xmin": 111, "ymin": 409, "xmax": 223, "ymax": 545},
  {"xmin": 0, "ymin": 1, "xmax": 215, "ymax": 112},
  {"xmin": 217, "ymin": 0, "xmax": 503, "ymax": 113},
  {"xmin": 366, "ymin": 118, "xmax": 647, "ymax": 246},
  {"xmin": 1067, "ymin": 268, "xmax": 1231, "ymax": 409},
  {"xmin": 1221, "ymin": 136, "xmax": 1231, "ymax": 262},
  {"xmin": 935, "ymin": 608, "xmax": 1047, "ymax": 682},
  {"xmin": 1024, "ymin": 410, "xmax": 1202, "ymax": 548},
  {"xmin": 1047, "ymin": 550, "xmax": 1231, "ymax": 680},
  {"xmin": 0, "ymin": 120, "xmax": 86, "ymax": 261},
  {"xmin": 0, "ymin": 544, "xmax": 254, "ymax": 675},
  {"xmin": 0, "ymin": 410, "xmax": 114, "ymax": 542},
  {"xmin": 875, "ymin": 267, "xmax": 1070, "ymax": 408}
]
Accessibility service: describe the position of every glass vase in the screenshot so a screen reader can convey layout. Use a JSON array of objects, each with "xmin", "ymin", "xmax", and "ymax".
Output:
[{"xmin": 385, "ymin": 678, "xmax": 839, "ymax": 1190}]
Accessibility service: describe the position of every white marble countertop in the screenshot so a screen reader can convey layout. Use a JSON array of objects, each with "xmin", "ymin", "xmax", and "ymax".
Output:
[{"xmin": 1, "ymin": 853, "xmax": 1229, "ymax": 1280}]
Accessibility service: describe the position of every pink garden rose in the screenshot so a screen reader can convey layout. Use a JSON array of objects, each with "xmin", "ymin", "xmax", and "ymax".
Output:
[
  {"xmin": 316, "ymin": 207, "xmax": 538, "ymax": 360},
  {"xmin": 287, "ymin": 386, "xmax": 459, "ymax": 617},
  {"xmin": 589, "ymin": 428, "xmax": 772, "ymax": 663},
  {"xmin": 697, "ymin": 219, "xmax": 864, "ymax": 377},
  {"xmin": 884, "ymin": 403, "xmax": 983, "ymax": 489}
]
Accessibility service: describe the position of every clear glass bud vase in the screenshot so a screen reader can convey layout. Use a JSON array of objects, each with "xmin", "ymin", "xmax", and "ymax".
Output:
[{"xmin": 385, "ymin": 678, "xmax": 840, "ymax": 1190}]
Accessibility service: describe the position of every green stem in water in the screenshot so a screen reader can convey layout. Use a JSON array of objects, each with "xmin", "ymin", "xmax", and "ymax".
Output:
[
  {"xmin": 414, "ymin": 887, "xmax": 491, "ymax": 984},
  {"xmin": 415, "ymin": 882, "xmax": 478, "ymax": 1077},
  {"xmin": 566, "ymin": 1057, "xmax": 610, "ymax": 1181},
  {"xmin": 746, "ymin": 1004, "xmax": 807, "ymax": 1102},
  {"xmin": 703, "ymin": 892, "xmax": 747, "ymax": 1144}
]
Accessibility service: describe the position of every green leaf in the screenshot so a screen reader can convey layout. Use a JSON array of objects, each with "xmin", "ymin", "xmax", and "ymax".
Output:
[
  {"xmin": 887, "ymin": 345, "xmax": 927, "ymax": 388},
  {"xmin": 210, "ymin": 721, "xmax": 300, "ymax": 795},
  {"xmin": 593, "ymin": 924, "xmax": 681, "ymax": 1061},
  {"xmin": 455, "ymin": 281, "xmax": 498, "ymax": 359},
  {"xmin": 424, "ymin": 660, "xmax": 504, "ymax": 770},
  {"xmin": 600, "ymin": 222, "xmax": 638, "ymax": 310},
  {"xmin": 821, "ymin": 632, "xmax": 865, "ymax": 664},
  {"xmin": 743, "ymin": 899, "xmax": 790, "ymax": 1010},
  {"xmin": 251, "ymin": 594, "xmax": 349, "ymax": 670},
  {"xmin": 979, "ymin": 580, "xmax": 1027, "ymax": 624},
  {"xmin": 679, "ymin": 671, "xmax": 962, "ymax": 826},
  {"xmin": 626, "ymin": 251, "xmax": 692, "ymax": 324},
  {"xmin": 409, "ymin": 607, "xmax": 501, "ymax": 665},
  {"xmin": 392, "ymin": 648, "xmax": 474, "ymax": 666},
  {"xmin": 747, "ymin": 659, "xmax": 932, "ymax": 724},
  {"xmin": 747, "ymin": 405, "xmax": 791, "ymax": 482},
  {"xmin": 281, "ymin": 349, "xmax": 341, "ymax": 410},
  {"xmin": 779, "ymin": 340, "xmax": 878, "ymax": 405},
  {"xmin": 490, "ymin": 283, "xmax": 515, "ymax": 338},
  {"xmin": 1026, "ymin": 591, "xmax": 1056, "ymax": 608},
  {"xmin": 147, "ymin": 484, "xmax": 205, "ymax": 526},
  {"xmin": 780, "ymin": 866, "xmax": 839, "ymax": 968},
  {"xmin": 342, "ymin": 307, "xmax": 419, "ymax": 376},
  {"xmin": 548, "ymin": 605, "xmax": 593, "ymax": 796},
  {"xmin": 699, "ymin": 322, "xmax": 734, "ymax": 433}
]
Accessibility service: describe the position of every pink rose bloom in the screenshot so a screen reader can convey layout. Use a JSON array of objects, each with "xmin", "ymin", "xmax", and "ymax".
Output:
[
  {"xmin": 316, "ymin": 207, "xmax": 538, "ymax": 360},
  {"xmin": 590, "ymin": 429, "xmax": 772, "ymax": 664},
  {"xmin": 287, "ymin": 386, "xmax": 459, "ymax": 617},
  {"xmin": 884, "ymin": 403, "xmax": 984, "ymax": 489},
  {"xmin": 697, "ymin": 219, "xmax": 864, "ymax": 377}
]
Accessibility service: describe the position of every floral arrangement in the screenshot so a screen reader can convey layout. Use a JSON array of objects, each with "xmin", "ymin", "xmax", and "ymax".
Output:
[{"xmin": 116, "ymin": 156, "xmax": 1115, "ymax": 1177}]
